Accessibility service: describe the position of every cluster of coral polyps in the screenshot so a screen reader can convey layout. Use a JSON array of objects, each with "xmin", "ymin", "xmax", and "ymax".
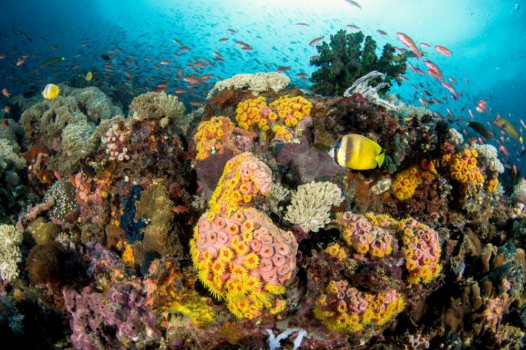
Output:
[
  {"xmin": 191, "ymin": 152, "xmax": 298, "ymax": 318},
  {"xmin": 235, "ymin": 95, "xmax": 313, "ymax": 141},
  {"xmin": 400, "ymin": 219, "xmax": 442, "ymax": 284},
  {"xmin": 313, "ymin": 280, "xmax": 405, "ymax": 333},
  {"xmin": 442, "ymin": 147, "xmax": 484, "ymax": 191},
  {"xmin": 391, "ymin": 160, "xmax": 437, "ymax": 201},
  {"xmin": 486, "ymin": 178, "xmax": 499, "ymax": 192},
  {"xmin": 194, "ymin": 116, "xmax": 235, "ymax": 160},
  {"xmin": 269, "ymin": 95, "xmax": 312, "ymax": 128},
  {"xmin": 235, "ymin": 96, "xmax": 268, "ymax": 132},
  {"xmin": 191, "ymin": 208, "xmax": 297, "ymax": 318},
  {"xmin": 102, "ymin": 123, "xmax": 131, "ymax": 162},
  {"xmin": 333, "ymin": 211, "xmax": 395, "ymax": 258},
  {"xmin": 208, "ymin": 152, "xmax": 273, "ymax": 216}
]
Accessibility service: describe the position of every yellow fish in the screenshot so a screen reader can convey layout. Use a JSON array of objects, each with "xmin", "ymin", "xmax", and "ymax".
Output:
[
  {"xmin": 86, "ymin": 72, "xmax": 92, "ymax": 81},
  {"xmin": 41, "ymin": 84, "xmax": 60, "ymax": 99},
  {"xmin": 493, "ymin": 117, "xmax": 523, "ymax": 143},
  {"xmin": 332, "ymin": 134, "xmax": 385, "ymax": 170}
]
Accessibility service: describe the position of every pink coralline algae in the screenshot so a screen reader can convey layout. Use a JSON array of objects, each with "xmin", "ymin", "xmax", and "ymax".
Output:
[
  {"xmin": 74, "ymin": 172, "xmax": 110, "ymax": 238},
  {"xmin": 63, "ymin": 283, "xmax": 159, "ymax": 350}
]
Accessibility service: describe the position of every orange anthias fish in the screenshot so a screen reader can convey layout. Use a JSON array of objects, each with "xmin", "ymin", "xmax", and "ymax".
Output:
[
  {"xmin": 435, "ymin": 45, "xmax": 452, "ymax": 56},
  {"xmin": 2, "ymin": 88, "xmax": 9, "ymax": 97}
]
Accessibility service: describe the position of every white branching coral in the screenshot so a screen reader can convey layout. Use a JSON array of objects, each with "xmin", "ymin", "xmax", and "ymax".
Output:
[
  {"xmin": 269, "ymin": 183, "xmax": 290, "ymax": 212},
  {"xmin": 512, "ymin": 179, "xmax": 526, "ymax": 205},
  {"xmin": 471, "ymin": 144, "xmax": 504, "ymax": 174},
  {"xmin": 284, "ymin": 181, "xmax": 343, "ymax": 233},
  {"xmin": 207, "ymin": 72, "xmax": 291, "ymax": 99},
  {"xmin": 343, "ymin": 71, "xmax": 397, "ymax": 111},
  {"xmin": 397, "ymin": 101, "xmax": 432, "ymax": 118},
  {"xmin": 447, "ymin": 128, "xmax": 464, "ymax": 146},
  {"xmin": 0, "ymin": 139, "xmax": 27, "ymax": 176},
  {"xmin": 0, "ymin": 225, "xmax": 23, "ymax": 282}
]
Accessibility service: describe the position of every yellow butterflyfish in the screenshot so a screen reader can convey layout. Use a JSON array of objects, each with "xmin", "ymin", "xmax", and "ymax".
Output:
[
  {"xmin": 41, "ymin": 84, "xmax": 60, "ymax": 99},
  {"xmin": 86, "ymin": 72, "xmax": 92, "ymax": 81},
  {"xmin": 330, "ymin": 134, "xmax": 385, "ymax": 170}
]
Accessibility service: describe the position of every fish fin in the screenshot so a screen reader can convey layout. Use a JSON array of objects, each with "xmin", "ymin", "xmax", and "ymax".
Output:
[
  {"xmin": 376, "ymin": 152, "xmax": 385, "ymax": 168},
  {"xmin": 369, "ymin": 140, "xmax": 382, "ymax": 156}
]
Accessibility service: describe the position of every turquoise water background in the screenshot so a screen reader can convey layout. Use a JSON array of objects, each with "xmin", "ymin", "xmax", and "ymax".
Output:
[{"xmin": 1, "ymin": 0, "xmax": 525, "ymax": 172}]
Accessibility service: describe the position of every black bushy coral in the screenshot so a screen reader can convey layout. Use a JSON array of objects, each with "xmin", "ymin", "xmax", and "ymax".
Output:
[{"xmin": 310, "ymin": 30, "xmax": 407, "ymax": 97}]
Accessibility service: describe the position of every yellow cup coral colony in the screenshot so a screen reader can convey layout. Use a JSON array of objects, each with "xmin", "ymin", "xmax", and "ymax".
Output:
[
  {"xmin": 333, "ymin": 211, "xmax": 395, "ymax": 258},
  {"xmin": 235, "ymin": 95, "xmax": 313, "ymax": 141},
  {"xmin": 313, "ymin": 280, "xmax": 405, "ymax": 333},
  {"xmin": 398, "ymin": 219, "xmax": 442, "ymax": 284},
  {"xmin": 486, "ymin": 178, "xmax": 499, "ymax": 192},
  {"xmin": 442, "ymin": 147, "xmax": 484, "ymax": 192},
  {"xmin": 194, "ymin": 117, "xmax": 235, "ymax": 160},
  {"xmin": 391, "ymin": 159, "xmax": 437, "ymax": 201},
  {"xmin": 235, "ymin": 96, "xmax": 268, "ymax": 132},
  {"xmin": 191, "ymin": 152, "xmax": 298, "ymax": 319}
]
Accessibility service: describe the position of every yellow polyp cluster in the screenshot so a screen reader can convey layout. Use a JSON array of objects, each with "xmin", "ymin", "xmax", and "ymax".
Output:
[
  {"xmin": 194, "ymin": 116, "xmax": 235, "ymax": 160},
  {"xmin": 166, "ymin": 295, "xmax": 217, "ymax": 328},
  {"xmin": 208, "ymin": 152, "xmax": 273, "ymax": 216},
  {"xmin": 391, "ymin": 166, "xmax": 423, "ymax": 200},
  {"xmin": 235, "ymin": 97, "xmax": 267, "ymax": 131},
  {"xmin": 269, "ymin": 95, "xmax": 312, "ymax": 128},
  {"xmin": 122, "ymin": 244, "xmax": 135, "ymax": 267},
  {"xmin": 270, "ymin": 299, "xmax": 287, "ymax": 314},
  {"xmin": 145, "ymin": 259, "xmax": 217, "ymax": 329},
  {"xmin": 486, "ymin": 178, "xmax": 499, "ymax": 192},
  {"xmin": 391, "ymin": 160, "xmax": 437, "ymax": 201},
  {"xmin": 442, "ymin": 147, "xmax": 484, "ymax": 191},
  {"xmin": 400, "ymin": 219, "xmax": 442, "ymax": 284},
  {"xmin": 364, "ymin": 212, "xmax": 397, "ymax": 228},
  {"xmin": 272, "ymin": 125, "xmax": 294, "ymax": 141},
  {"xmin": 313, "ymin": 280, "xmax": 405, "ymax": 333},
  {"xmin": 325, "ymin": 243, "xmax": 348, "ymax": 261}
]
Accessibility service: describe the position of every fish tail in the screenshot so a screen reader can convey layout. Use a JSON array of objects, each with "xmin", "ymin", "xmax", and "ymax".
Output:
[{"xmin": 377, "ymin": 152, "xmax": 386, "ymax": 168}]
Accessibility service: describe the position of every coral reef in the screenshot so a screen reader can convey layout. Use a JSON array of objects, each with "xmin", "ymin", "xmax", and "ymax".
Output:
[{"xmin": 3, "ymin": 63, "xmax": 526, "ymax": 350}]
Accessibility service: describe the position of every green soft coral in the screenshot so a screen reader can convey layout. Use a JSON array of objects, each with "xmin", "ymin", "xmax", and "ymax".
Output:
[{"xmin": 310, "ymin": 29, "xmax": 407, "ymax": 97}]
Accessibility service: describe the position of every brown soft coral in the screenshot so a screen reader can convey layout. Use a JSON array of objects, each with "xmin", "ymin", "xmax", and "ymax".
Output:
[{"xmin": 135, "ymin": 180, "xmax": 184, "ymax": 256}]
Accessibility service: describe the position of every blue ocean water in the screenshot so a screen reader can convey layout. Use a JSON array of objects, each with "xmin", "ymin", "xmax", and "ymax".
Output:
[{"xmin": 1, "ymin": 0, "xmax": 525, "ymax": 171}]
